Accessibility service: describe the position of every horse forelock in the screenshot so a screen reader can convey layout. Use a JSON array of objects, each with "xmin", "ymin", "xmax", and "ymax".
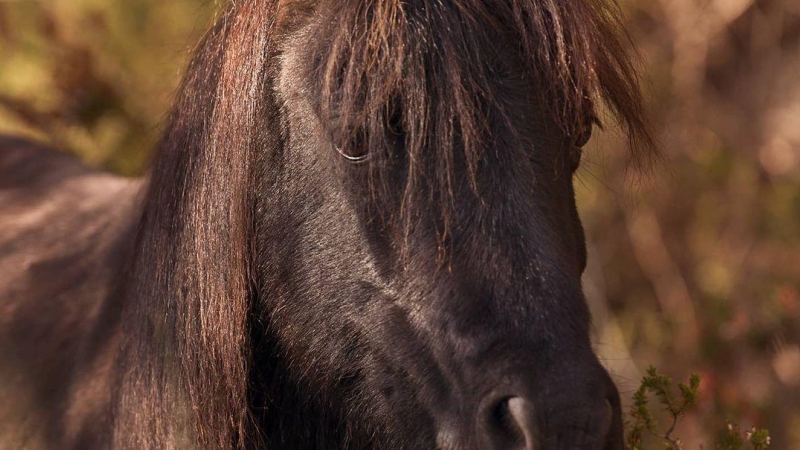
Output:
[{"xmin": 305, "ymin": 0, "xmax": 654, "ymax": 244}]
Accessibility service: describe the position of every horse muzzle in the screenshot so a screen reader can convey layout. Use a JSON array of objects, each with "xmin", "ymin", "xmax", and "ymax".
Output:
[{"xmin": 433, "ymin": 358, "xmax": 623, "ymax": 450}]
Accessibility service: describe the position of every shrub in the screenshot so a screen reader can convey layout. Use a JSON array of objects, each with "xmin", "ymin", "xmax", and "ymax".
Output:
[{"xmin": 625, "ymin": 367, "xmax": 771, "ymax": 450}]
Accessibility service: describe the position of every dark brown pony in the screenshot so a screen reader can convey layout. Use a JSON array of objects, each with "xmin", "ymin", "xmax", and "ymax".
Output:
[{"xmin": 0, "ymin": 0, "xmax": 652, "ymax": 448}]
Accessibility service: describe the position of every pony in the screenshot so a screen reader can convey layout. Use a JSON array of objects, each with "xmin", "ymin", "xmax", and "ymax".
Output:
[{"xmin": 0, "ymin": 0, "xmax": 652, "ymax": 448}]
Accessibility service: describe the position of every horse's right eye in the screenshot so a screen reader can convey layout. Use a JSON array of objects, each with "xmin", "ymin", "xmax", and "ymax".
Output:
[
  {"xmin": 568, "ymin": 145, "xmax": 583, "ymax": 173},
  {"xmin": 574, "ymin": 122, "xmax": 593, "ymax": 148}
]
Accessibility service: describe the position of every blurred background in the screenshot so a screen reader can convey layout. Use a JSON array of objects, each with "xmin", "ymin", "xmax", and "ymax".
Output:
[{"xmin": 0, "ymin": 0, "xmax": 798, "ymax": 447}]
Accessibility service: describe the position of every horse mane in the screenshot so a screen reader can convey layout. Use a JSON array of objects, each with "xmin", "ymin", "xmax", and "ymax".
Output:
[
  {"xmin": 114, "ymin": 0, "xmax": 651, "ymax": 448},
  {"xmin": 115, "ymin": 1, "xmax": 278, "ymax": 448}
]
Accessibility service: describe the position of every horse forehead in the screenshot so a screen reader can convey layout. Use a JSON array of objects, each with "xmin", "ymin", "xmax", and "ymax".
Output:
[
  {"xmin": 278, "ymin": 0, "xmax": 316, "ymax": 12},
  {"xmin": 281, "ymin": 0, "xmax": 506, "ymax": 26}
]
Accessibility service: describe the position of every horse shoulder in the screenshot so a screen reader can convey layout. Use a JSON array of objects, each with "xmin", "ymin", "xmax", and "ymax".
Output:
[{"xmin": 0, "ymin": 135, "xmax": 143, "ymax": 449}]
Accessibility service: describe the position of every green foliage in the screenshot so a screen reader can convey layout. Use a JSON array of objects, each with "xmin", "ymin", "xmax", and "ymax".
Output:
[
  {"xmin": 625, "ymin": 367, "xmax": 771, "ymax": 450},
  {"xmin": 714, "ymin": 424, "xmax": 772, "ymax": 450}
]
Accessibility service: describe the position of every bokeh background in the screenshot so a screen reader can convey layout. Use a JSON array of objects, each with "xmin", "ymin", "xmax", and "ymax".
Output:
[{"xmin": 1, "ymin": 0, "xmax": 798, "ymax": 447}]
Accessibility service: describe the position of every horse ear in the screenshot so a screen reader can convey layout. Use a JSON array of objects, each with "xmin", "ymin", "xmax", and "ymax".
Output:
[{"xmin": 115, "ymin": 2, "xmax": 280, "ymax": 448}]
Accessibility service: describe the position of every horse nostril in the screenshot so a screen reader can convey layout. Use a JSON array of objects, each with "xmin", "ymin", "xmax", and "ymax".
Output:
[
  {"xmin": 506, "ymin": 397, "xmax": 538, "ymax": 449},
  {"xmin": 481, "ymin": 396, "xmax": 537, "ymax": 450}
]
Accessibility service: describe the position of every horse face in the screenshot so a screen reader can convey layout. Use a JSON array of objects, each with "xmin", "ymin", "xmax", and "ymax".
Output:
[{"xmin": 254, "ymin": 2, "xmax": 623, "ymax": 448}]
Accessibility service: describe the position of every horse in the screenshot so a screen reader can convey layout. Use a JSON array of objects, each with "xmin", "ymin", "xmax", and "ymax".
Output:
[{"xmin": 0, "ymin": 0, "xmax": 652, "ymax": 448}]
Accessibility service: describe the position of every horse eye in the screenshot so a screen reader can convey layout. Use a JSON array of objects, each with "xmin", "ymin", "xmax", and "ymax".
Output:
[
  {"xmin": 569, "ymin": 145, "xmax": 583, "ymax": 172},
  {"xmin": 573, "ymin": 122, "xmax": 593, "ymax": 148},
  {"xmin": 333, "ymin": 104, "xmax": 402, "ymax": 164},
  {"xmin": 335, "ymin": 129, "xmax": 370, "ymax": 163},
  {"xmin": 566, "ymin": 121, "xmax": 591, "ymax": 172}
]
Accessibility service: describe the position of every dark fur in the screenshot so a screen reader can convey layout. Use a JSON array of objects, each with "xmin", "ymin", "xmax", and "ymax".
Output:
[{"xmin": 0, "ymin": 0, "xmax": 651, "ymax": 448}]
